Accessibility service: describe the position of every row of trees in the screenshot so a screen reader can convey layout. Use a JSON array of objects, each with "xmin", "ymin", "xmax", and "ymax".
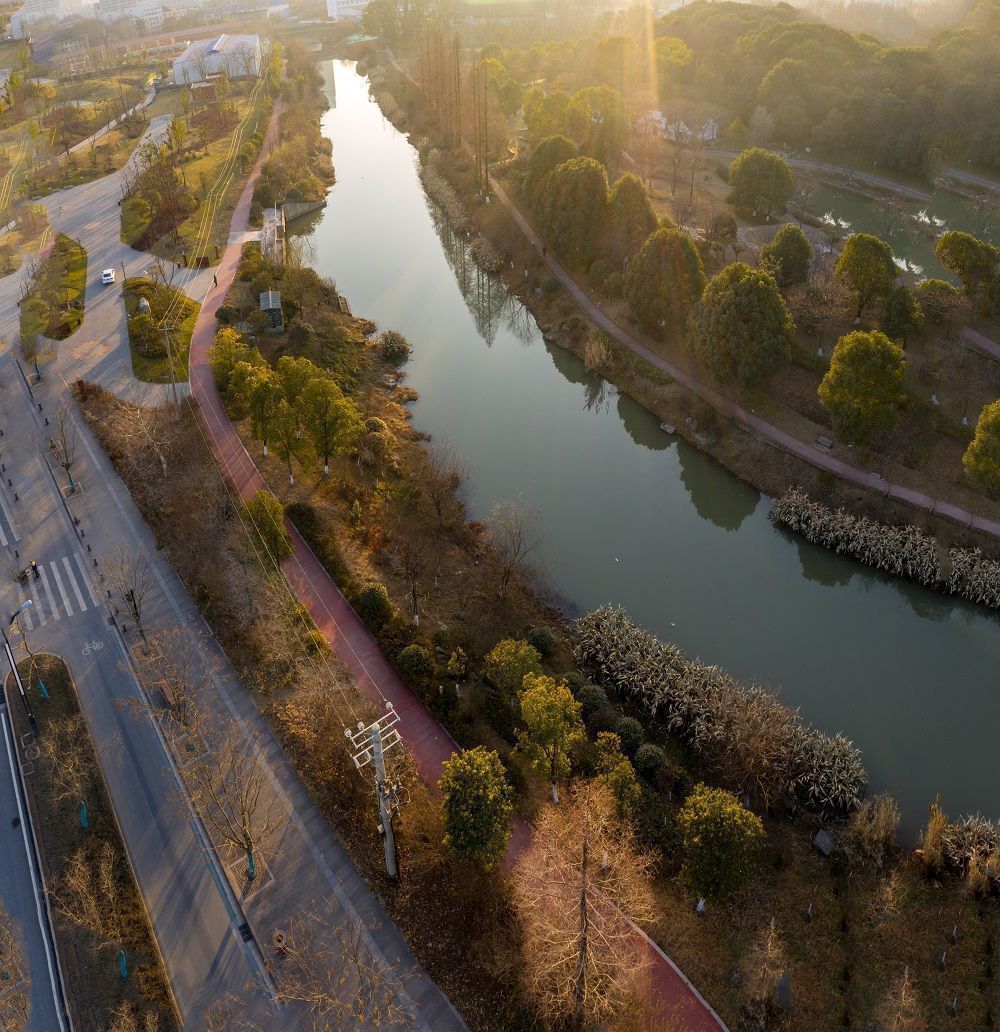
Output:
[
  {"xmin": 657, "ymin": 0, "xmax": 1000, "ymax": 173},
  {"xmin": 212, "ymin": 329, "xmax": 363, "ymax": 481}
]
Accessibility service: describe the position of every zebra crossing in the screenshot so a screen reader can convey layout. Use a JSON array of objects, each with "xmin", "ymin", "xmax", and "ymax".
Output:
[
  {"xmin": 0, "ymin": 489, "xmax": 18, "ymax": 548},
  {"xmin": 18, "ymin": 555, "xmax": 101, "ymax": 629}
]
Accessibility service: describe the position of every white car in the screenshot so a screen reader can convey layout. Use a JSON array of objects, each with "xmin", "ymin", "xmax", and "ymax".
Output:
[{"xmin": 101, "ymin": 268, "xmax": 116, "ymax": 285}]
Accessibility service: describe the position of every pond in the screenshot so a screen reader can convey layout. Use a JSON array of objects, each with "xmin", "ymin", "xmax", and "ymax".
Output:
[
  {"xmin": 294, "ymin": 60, "xmax": 1000, "ymax": 839},
  {"xmin": 806, "ymin": 181, "xmax": 999, "ymax": 278}
]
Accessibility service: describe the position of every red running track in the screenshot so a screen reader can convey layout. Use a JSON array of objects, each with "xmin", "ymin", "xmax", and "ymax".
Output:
[{"xmin": 187, "ymin": 101, "xmax": 727, "ymax": 1032}]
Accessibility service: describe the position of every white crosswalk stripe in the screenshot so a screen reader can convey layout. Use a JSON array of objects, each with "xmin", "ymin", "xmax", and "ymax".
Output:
[
  {"xmin": 20, "ymin": 557, "xmax": 97, "ymax": 629},
  {"xmin": 0, "ymin": 491, "xmax": 17, "ymax": 548}
]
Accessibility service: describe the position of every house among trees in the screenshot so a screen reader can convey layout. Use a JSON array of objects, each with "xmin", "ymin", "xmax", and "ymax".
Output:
[
  {"xmin": 259, "ymin": 290, "xmax": 283, "ymax": 331},
  {"xmin": 644, "ymin": 112, "xmax": 720, "ymax": 143},
  {"xmin": 172, "ymin": 33, "xmax": 261, "ymax": 86}
]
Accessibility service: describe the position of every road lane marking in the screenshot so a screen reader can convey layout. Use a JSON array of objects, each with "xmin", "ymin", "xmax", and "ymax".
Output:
[
  {"xmin": 75, "ymin": 553, "xmax": 101, "ymax": 605},
  {"xmin": 36, "ymin": 567, "xmax": 60, "ymax": 622},
  {"xmin": 62, "ymin": 557, "xmax": 87, "ymax": 612},
  {"xmin": 49, "ymin": 562, "xmax": 74, "ymax": 616}
]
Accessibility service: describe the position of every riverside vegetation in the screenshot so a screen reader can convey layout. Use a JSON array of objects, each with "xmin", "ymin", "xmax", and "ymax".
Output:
[
  {"xmin": 366, "ymin": 12, "xmax": 1000, "ymax": 567},
  {"xmin": 177, "ymin": 197, "xmax": 1000, "ymax": 1023}
]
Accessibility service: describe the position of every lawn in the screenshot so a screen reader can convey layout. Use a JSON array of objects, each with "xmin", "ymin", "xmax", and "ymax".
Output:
[
  {"xmin": 123, "ymin": 276, "xmax": 200, "ymax": 382},
  {"xmin": 5, "ymin": 655, "xmax": 178, "ymax": 1031},
  {"xmin": 19, "ymin": 233, "xmax": 87, "ymax": 340},
  {"xmin": 121, "ymin": 85, "xmax": 272, "ymax": 265}
]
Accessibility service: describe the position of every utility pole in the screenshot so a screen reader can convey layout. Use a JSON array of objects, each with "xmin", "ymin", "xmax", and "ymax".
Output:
[
  {"xmin": 3, "ymin": 601, "xmax": 37, "ymax": 736},
  {"xmin": 346, "ymin": 704, "xmax": 402, "ymax": 879},
  {"xmin": 160, "ymin": 325, "xmax": 178, "ymax": 410}
]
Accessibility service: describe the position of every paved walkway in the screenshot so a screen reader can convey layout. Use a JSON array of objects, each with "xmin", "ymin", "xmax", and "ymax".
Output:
[
  {"xmin": 485, "ymin": 175, "xmax": 1000, "ymax": 542},
  {"xmin": 189, "ymin": 65, "xmax": 728, "ymax": 1032}
]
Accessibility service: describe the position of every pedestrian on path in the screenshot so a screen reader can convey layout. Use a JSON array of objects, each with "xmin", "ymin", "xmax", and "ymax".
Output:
[
  {"xmin": 31, "ymin": 560, "xmax": 38, "ymax": 580},
  {"xmin": 213, "ymin": 273, "xmax": 218, "ymax": 287}
]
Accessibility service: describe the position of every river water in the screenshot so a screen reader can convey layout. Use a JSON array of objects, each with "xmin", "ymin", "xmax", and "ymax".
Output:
[{"xmin": 295, "ymin": 59, "xmax": 1000, "ymax": 837}]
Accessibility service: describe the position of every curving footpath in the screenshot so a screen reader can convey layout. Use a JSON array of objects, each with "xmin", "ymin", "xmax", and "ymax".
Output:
[
  {"xmin": 187, "ymin": 88, "xmax": 728, "ymax": 1032},
  {"xmin": 485, "ymin": 176, "xmax": 1000, "ymax": 542}
]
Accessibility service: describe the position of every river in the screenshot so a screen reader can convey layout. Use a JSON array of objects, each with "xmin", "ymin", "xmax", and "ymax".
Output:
[{"xmin": 294, "ymin": 59, "xmax": 1000, "ymax": 838}]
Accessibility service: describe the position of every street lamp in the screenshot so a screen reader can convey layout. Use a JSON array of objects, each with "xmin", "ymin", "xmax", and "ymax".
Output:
[
  {"xmin": 3, "ymin": 601, "xmax": 37, "ymax": 736},
  {"xmin": 121, "ymin": 259, "xmax": 126, "ymax": 281}
]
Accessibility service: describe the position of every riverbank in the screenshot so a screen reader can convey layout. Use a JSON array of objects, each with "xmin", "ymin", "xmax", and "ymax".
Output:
[{"xmin": 369, "ymin": 52, "xmax": 1000, "ymax": 567}]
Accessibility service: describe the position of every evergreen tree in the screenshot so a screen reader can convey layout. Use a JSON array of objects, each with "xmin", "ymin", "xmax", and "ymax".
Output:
[
  {"xmin": 439, "ymin": 747, "xmax": 514, "ymax": 869},
  {"xmin": 881, "ymin": 284, "xmax": 923, "ymax": 345},
  {"xmin": 818, "ymin": 329, "xmax": 905, "ymax": 445},
  {"xmin": 726, "ymin": 147, "xmax": 794, "ymax": 218},
  {"xmin": 691, "ymin": 262, "xmax": 794, "ymax": 385},
  {"xmin": 537, "ymin": 156, "xmax": 610, "ymax": 269},
  {"xmin": 835, "ymin": 233, "xmax": 898, "ymax": 320},
  {"xmin": 963, "ymin": 400, "xmax": 1000, "ymax": 495},
  {"xmin": 609, "ymin": 172, "xmax": 657, "ymax": 263},
  {"xmin": 625, "ymin": 228, "xmax": 706, "ymax": 331},
  {"xmin": 758, "ymin": 223, "xmax": 813, "ymax": 287}
]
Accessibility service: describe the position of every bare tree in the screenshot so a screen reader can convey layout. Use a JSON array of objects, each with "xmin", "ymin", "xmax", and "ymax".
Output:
[
  {"xmin": 52, "ymin": 841, "xmax": 125, "ymax": 949},
  {"xmin": 135, "ymin": 625, "xmax": 215, "ymax": 725},
  {"xmin": 116, "ymin": 389, "xmax": 181, "ymax": 479},
  {"xmin": 0, "ymin": 901, "xmax": 30, "ymax": 1032},
  {"xmin": 104, "ymin": 1000, "xmax": 159, "ymax": 1032},
  {"xmin": 512, "ymin": 782, "xmax": 656, "ymax": 1028},
  {"xmin": 18, "ymin": 332, "xmax": 54, "ymax": 380},
  {"xmin": 394, "ymin": 539, "xmax": 425, "ymax": 625},
  {"xmin": 179, "ymin": 717, "xmax": 284, "ymax": 885},
  {"xmin": 422, "ymin": 441, "xmax": 466, "ymax": 528},
  {"xmin": 106, "ymin": 545, "xmax": 154, "ymax": 642},
  {"xmin": 38, "ymin": 714, "xmax": 93, "ymax": 816},
  {"xmin": 487, "ymin": 500, "xmax": 539, "ymax": 604},
  {"xmin": 266, "ymin": 903, "xmax": 414, "ymax": 1030},
  {"xmin": 52, "ymin": 406, "xmax": 78, "ymax": 493}
]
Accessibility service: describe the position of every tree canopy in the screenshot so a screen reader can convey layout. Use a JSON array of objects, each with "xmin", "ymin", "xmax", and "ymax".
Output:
[
  {"xmin": 758, "ymin": 223, "xmax": 813, "ymax": 287},
  {"xmin": 625, "ymin": 228, "xmax": 706, "ymax": 331},
  {"xmin": 517, "ymin": 675, "xmax": 586, "ymax": 803},
  {"xmin": 881, "ymin": 284, "xmax": 923, "ymax": 344},
  {"xmin": 963, "ymin": 400, "xmax": 1000, "ymax": 495},
  {"xmin": 726, "ymin": 148, "xmax": 794, "ymax": 218},
  {"xmin": 818, "ymin": 329, "xmax": 906, "ymax": 445},
  {"xmin": 609, "ymin": 173, "xmax": 658, "ymax": 263},
  {"xmin": 934, "ymin": 231, "xmax": 999, "ymax": 297},
  {"xmin": 524, "ymin": 134, "xmax": 579, "ymax": 211},
  {"xmin": 438, "ymin": 746, "xmax": 514, "ymax": 869},
  {"xmin": 691, "ymin": 262, "xmax": 794, "ymax": 385},
  {"xmin": 537, "ymin": 157, "xmax": 610, "ymax": 269},
  {"xmin": 835, "ymin": 233, "xmax": 898, "ymax": 320},
  {"xmin": 679, "ymin": 783, "xmax": 764, "ymax": 899}
]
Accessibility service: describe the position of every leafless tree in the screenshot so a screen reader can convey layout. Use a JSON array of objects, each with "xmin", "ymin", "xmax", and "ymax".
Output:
[
  {"xmin": 106, "ymin": 545, "xmax": 154, "ymax": 642},
  {"xmin": 52, "ymin": 841, "xmax": 125, "ymax": 950},
  {"xmin": 512, "ymin": 782, "xmax": 656, "ymax": 1028},
  {"xmin": 487, "ymin": 500, "xmax": 539, "ymax": 604},
  {"xmin": 115, "ymin": 389, "xmax": 181, "ymax": 479},
  {"xmin": 38, "ymin": 714, "xmax": 93, "ymax": 813},
  {"xmin": 264, "ymin": 903, "xmax": 414, "ymax": 1030},
  {"xmin": 135, "ymin": 625, "xmax": 215, "ymax": 726},
  {"xmin": 145, "ymin": 255, "xmax": 179, "ymax": 292},
  {"xmin": 740, "ymin": 918, "xmax": 787, "ymax": 1025},
  {"xmin": 103, "ymin": 1000, "xmax": 159, "ymax": 1032},
  {"xmin": 0, "ymin": 901, "xmax": 30, "ymax": 1032},
  {"xmin": 178, "ymin": 716, "xmax": 284, "ymax": 886},
  {"xmin": 422, "ymin": 441, "xmax": 466, "ymax": 528},
  {"xmin": 52, "ymin": 406, "xmax": 78, "ymax": 493},
  {"xmin": 394, "ymin": 540, "xmax": 425, "ymax": 625}
]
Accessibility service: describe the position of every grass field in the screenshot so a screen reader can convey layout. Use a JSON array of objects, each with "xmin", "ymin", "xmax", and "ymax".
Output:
[
  {"xmin": 122, "ymin": 85, "xmax": 272, "ymax": 265},
  {"xmin": 19, "ymin": 234, "xmax": 88, "ymax": 340},
  {"xmin": 5, "ymin": 655, "xmax": 178, "ymax": 1032},
  {"xmin": 123, "ymin": 276, "xmax": 200, "ymax": 382}
]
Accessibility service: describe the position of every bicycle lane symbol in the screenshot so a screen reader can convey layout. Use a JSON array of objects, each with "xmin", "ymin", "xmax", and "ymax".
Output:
[{"xmin": 82, "ymin": 640, "xmax": 104, "ymax": 656}]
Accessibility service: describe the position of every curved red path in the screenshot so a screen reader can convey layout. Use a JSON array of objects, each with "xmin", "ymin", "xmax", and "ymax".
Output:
[{"xmin": 188, "ymin": 103, "xmax": 727, "ymax": 1032}]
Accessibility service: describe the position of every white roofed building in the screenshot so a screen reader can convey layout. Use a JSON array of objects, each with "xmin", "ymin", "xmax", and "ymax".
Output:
[
  {"xmin": 172, "ymin": 32, "xmax": 261, "ymax": 85},
  {"xmin": 327, "ymin": 0, "xmax": 369, "ymax": 21}
]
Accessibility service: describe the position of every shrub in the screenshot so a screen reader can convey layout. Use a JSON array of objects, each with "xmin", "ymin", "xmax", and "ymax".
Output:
[
  {"xmin": 215, "ymin": 305, "xmax": 236, "ymax": 324},
  {"xmin": 439, "ymin": 747, "xmax": 514, "ymax": 869},
  {"xmin": 575, "ymin": 682, "xmax": 609, "ymax": 721},
  {"xmin": 843, "ymin": 793, "xmax": 900, "ymax": 872},
  {"xmin": 355, "ymin": 583, "xmax": 392, "ymax": 631},
  {"xmin": 615, "ymin": 716, "xmax": 644, "ymax": 757},
  {"xmin": 526, "ymin": 626, "xmax": 557, "ymax": 657},
  {"xmin": 378, "ymin": 329, "xmax": 412, "ymax": 364},
  {"xmin": 563, "ymin": 671, "xmax": 587, "ymax": 692},
  {"xmin": 963, "ymin": 400, "xmax": 1000, "ymax": 495},
  {"xmin": 605, "ymin": 271, "xmax": 623, "ymax": 298},
  {"xmin": 634, "ymin": 743, "xmax": 667, "ymax": 780},
  {"xmin": 240, "ymin": 490, "xmax": 292, "ymax": 565},
  {"xmin": 679, "ymin": 783, "xmax": 764, "ymax": 899},
  {"xmin": 484, "ymin": 639, "xmax": 542, "ymax": 698},
  {"xmin": 397, "ymin": 643, "xmax": 433, "ymax": 686}
]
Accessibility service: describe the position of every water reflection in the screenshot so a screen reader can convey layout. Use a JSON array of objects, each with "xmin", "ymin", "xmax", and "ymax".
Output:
[
  {"xmin": 295, "ymin": 59, "xmax": 1000, "ymax": 833},
  {"xmin": 676, "ymin": 441, "xmax": 759, "ymax": 532}
]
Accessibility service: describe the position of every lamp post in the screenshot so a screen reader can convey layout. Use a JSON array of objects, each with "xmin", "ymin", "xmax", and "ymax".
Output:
[
  {"xmin": 120, "ymin": 258, "xmax": 126, "ymax": 282},
  {"xmin": 3, "ymin": 601, "xmax": 37, "ymax": 736}
]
